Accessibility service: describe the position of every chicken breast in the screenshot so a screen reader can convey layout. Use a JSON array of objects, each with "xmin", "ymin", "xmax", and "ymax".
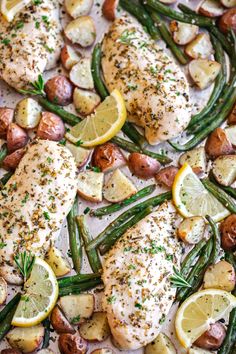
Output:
[
  {"xmin": 102, "ymin": 202, "xmax": 182, "ymax": 350},
  {"xmin": 102, "ymin": 16, "xmax": 191, "ymax": 145},
  {"xmin": 0, "ymin": 140, "xmax": 77, "ymax": 285},
  {"xmin": 0, "ymin": 0, "xmax": 63, "ymax": 91}
]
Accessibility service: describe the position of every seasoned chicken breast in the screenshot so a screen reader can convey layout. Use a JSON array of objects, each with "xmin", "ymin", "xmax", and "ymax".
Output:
[
  {"xmin": 0, "ymin": 140, "xmax": 77, "ymax": 285},
  {"xmin": 0, "ymin": 0, "xmax": 63, "ymax": 91},
  {"xmin": 102, "ymin": 201, "xmax": 182, "ymax": 350},
  {"xmin": 102, "ymin": 16, "xmax": 191, "ymax": 145}
]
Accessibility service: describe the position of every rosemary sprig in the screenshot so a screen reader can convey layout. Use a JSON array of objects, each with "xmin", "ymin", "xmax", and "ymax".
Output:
[
  {"xmin": 19, "ymin": 74, "xmax": 45, "ymax": 96},
  {"xmin": 170, "ymin": 266, "xmax": 192, "ymax": 289},
  {"xmin": 14, "ymin": 251, "xmax": 35, "ymax": 282}
]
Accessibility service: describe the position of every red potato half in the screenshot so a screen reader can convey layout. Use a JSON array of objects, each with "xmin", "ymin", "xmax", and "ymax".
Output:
[
  {"xmin": 0, "ymin": 277, "xmax": 7, "ymax": 305},
  {"xmin": 128, "ymin": 153, "xmax": 161, "ymax": 179},
  {"xmin": 205, "ymin": 127, "xmax": 234, "ymax": 159},
  {"xmin": 58, "ymin": 294, "xmax": 95, "ymax": 324},
  {"xmin": 65, "ymin": 16, "xmax": 96, "ymax": 48},
  {"xmin": 102, "ymin": 0, "xmax": 119, "ymax": 21},
  {"xmin": 185, "ymin": 33, "xmax": 213, "ymax": 59},
  {"xmin": 44, "ymin": 76, "xmax": 73, "ymax": 106},
  {"xmin": 51, "ymin": 305, "xmax": 75, "ymax": 334},
  {"xmin": 3, "ymin": 148, "xmax": 25, "ymax": 170},
  {"xmin": 169, "ymin": 21, "xmax": 199, "ymax": 45},
  {"xmin": 37, "ymin": 112, "xmax": 65, "ymax": 141},
  {"xmin": 189, "ymin": 59, "xmax": 221, "ymax": 90},
  {"xmin": 220, "ymin": 214, "xmax": 236, "ymax": 251},
  {"xmin": 219, "ymin": 8, "xmax": 236, "ymax": 33},
  {"xmin": 199, "ymin": 0, "xmax": 225, "ymax": 17},
  {"xmin": 155, "ymin": 166, "xmax": 178, "ymax": 188},
  {"xmin": 79, "ymin": 312, "xmax": 110, "ymax": 342},
  {"xmin": 65, "ymin": 0, "xmax": 94, "ymax": 18},
  {"xmin": 59, "ymin": 333, "xmax": 87, "ymax": 354},
  {"xmin": 69, "ymin": 59, "xmax": 94, "ymax": 90},
  {"xmin": 220, "ymin": 0, "xmax": 236, "ymax": 8},
  {"xmin": 194, "ymin": 322, "xmax": 226, "ymax": 350},
  {"xmin": 0, "ymin": 108, "xmax": 14, "ymax": 138},
  {"xmin": 73, "ymin": 88, "xmax": 101, "ymax": 116},
  {"xmin": 61, "ymin": 45, "xmax": 81, "ymax": 71},
  {"xmin": 92, "ymin": 142, "xmax": 126, "ymax": 173},
  {"xmin": 7, "ymin": 123, "xmax": 29, "ymax": 153}
]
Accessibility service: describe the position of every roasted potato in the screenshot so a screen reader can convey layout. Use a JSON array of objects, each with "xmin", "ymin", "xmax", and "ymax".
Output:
[
  {"xmin": 45, "ymin": 247, "xmax": 71, "ymax": 277},
  {"xmin": 205, "ymin": 127, "xmax": 234, "ymax": 159},
  {"xmin": 69, "ymin": 59, "xmax": 94, "ymax": 90},
  {"xmin": 220, "ymin": 0, "xmax": 236, "ymax": 8},
  {"xmin": 219, "ymin": 8, "xmax": 236, "ymax": 33},
  {"xmin": 212, "ymin": 155, "xmax": 236, "ymax": 186},
  {"xmin": 59, "ymin": 294, "xmax": 94, "ymax": 324},
  {"xmin": 59, "ymin": 333, "xmax": 87, "ymax": 354},
  {"xmin": 1, "ymin": 349, "xmax": 21, "ymax": 354},
  {"xmin": 15, "ymin": 98, "xmax": 41, "ymax": 129},
  {"xmin": 227, "ymin": 103, "xmax": 236, "ymax": 125},
  {"xmin": 103, "ymin": 169, "xmax": 137, "ymax": 203},
  {"xmin": 7, "ymin": 123, "xmax": 29, "ymax": 153},
  {"xmin": 185, "ymin": 33, "xmax": 213, "ymax": 59},
  {"xmin": 77, "ymin": 171, "xmax": 104, "ymax": 202},
  {"xmin": 44, "ymin": 76, "xmax": 73, "ymax": 106},
  {"xmin": 65, "ymin": 0, "xmax": 93, "ymax": 18},
  {"xmin": 6, "ymin": 325, "xmax": 44, "ymax": 353},
  {"xmin": 66, "ymin": 142, "xmax": 92, "ymax": 168},
  {"xmin": 169, "ymin": 21, "xmax": 198, "ymax": 45},
  {"xmin": 194, "ymin": 322, "xmax": 226, "ymax": 350},
  {"xmin": 37, "ymin": 112, "xmax": 65, "ymax": 141},
  {"xmin": 203, "ymin": 260, "xmax": 236, "ymax": 291},
  {"xmin": 50, "ymin": 305, "xmax": 75, "ymax": 334},
  {"xmin": 0, "ymin": 277, "xmax": 7, "ymax": 305},
  {"xmin": 145, "ymin": 333, "xmax": 176, "ymax": 354},
  {"xmin": 220, "ymin": 214, "xmax": 236, "ymax": 251},
  {"xmin": 179, "ymin": 147, "xmax": 207, "ymax": 174},
  {"xmin": 3, "ymin": 148, "xmax": 25, "ymax": 171},
  {"xmin": 65, "ymin": 16, "xmax": 96, "ymax": 47},
  {"xmin": 73, "ymin": 88, "xmax": 101, "ymax": 116},
  {"xmin": 91, "ymin": 349, "xmax": 114, "ymax": 354},
  {"xmin": 79, "ymin": 312, "xmax": 110, "ymax": 342},
  {"xmin": 225, "ymin": 126, "xmax": 236, "ymax": 147},
  {"xmin": 199, "ymin": 0, "xmax": 225, "ymax": 17},
  {"xmin": 102, "ymin": 0, "xmax": 119, "ymax": 21},
  {"xmin": 0, "ymin": 108, "xmax": 14, "ymax": 138},
  {"xmin": 61, "ymin": 45, "xmax": 81, "ymax": 71},
  {"xmin": 178, "ymin": 216, "xmax": 205, "ymax": 244},
  {"xmin": 92, "ymin": 142, "xmax": 126, "ymax": 173},
  {"xmin": 128, "ymin": 153, "xmax": 161, "ymax": 179},
  {"xmin": 189, "ymin": 59, "xmax": 221, "ymax": 90},
  {"xmin": 155, "ymin": 166, "xmax": 178, "ymax": 188}
]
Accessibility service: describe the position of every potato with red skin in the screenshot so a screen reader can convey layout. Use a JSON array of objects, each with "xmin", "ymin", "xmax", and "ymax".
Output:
[
  {"xmin": 61, "ymin": 46, "xmax": 81, "ymax": 71},
  {"xmin": 44, "ymin": 76, "xmax": 73, "ymax": 106},
  {"xmin": 155, "ymin": 166, "xmax": 178, "ymax": 188},
  {"xmin": 194, "ymin": 322, "xmax": 226, "ymax": 350},
  {"xmin": 59, "ymin": 333, "xmax": 87, "ymax": 354},
  {"xmin": 92, "ymin": 142, "xmax": 126, "ymax": 172},
  {"xmin": 1, "ymin": 350, "xmax": 22, "ymax": 354},
  {"xmin": 220, "ymin": 214, "xmax": 236, "ymax": 251},
  {"xmin": 7, "ymin": 123, "xmax": 29, "ymax": 153},
  {"xmin": 0, "ymin": 108, "xmax": 14, "ymax": 138},
  {"xmin": 219, "ymin": 8, "xmax": 236, "ymax": 33},
  {"xmin": 102, "ymin": 0, "xmax": 119, "ymax": 21},
  {"xmin": 51, "ymin": 305, "xmax": 75, "ymax": 334},
  {"xmin": 37, "ymin": 112, "xmax": 65, "ymax": 141},
  {"xmin": 228, "ymin": 103, "xmax": 236, "ymax": 125},
  {"xmin": 3, "ymin": 149, "xmax": 25, "ymax": 170},
  {"xmin": 128, "ymin": 153, "xmax": 161, "ymax": 179},
  {"xmin": 205, "ymin": 127, "xmax": 234, "ymax": 159}
]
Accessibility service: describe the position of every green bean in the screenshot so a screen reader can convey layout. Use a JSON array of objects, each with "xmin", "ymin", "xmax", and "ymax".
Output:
[
  {"xmin": 38, "ymin": 97, "xmax": 81, "ymax": 126},
  {"xmin": 120, "ymin": 0, "xmax": 160, "ymax": 40},
  {"xmin": 0, "ymin": 171, "xmax": 13, "ymax": 188},
  {"xmin": 209, "ymin": 174, "xmax": 236, "ymax": 202},
  {"xmin": 202, "ymin": 178, "xmax": 236, "ymax": 214},
  {"xmin": 0, "ymin": 293, "xmax": 21, "ymax": 340},
  {"xmin": 58, "ymin": 278, "xmax": 102, "ymax": 296},
  {"xmin": 146, "ymin": 0, "xmax": 215, "ymax": 27},
  {"xmin": 121, "ymin": 122, "xmax": 147, "ymax": 149},
  {"xmin": 58, "ymin": 273, "xmax": 101, "ymax": 288},
  {"xmin": 0, "ymin": 144, "xmax": 7, "ymax": 166},
  {"xmin": 149, "ymin": 10, "xmax": 189, "ymax": 65},
  {"xmin": 76, "ymin": 216, "xmax": 102, "ymax": 273},
  {"xmin": 99, "ymin": 206, "xmax": 153, "ymax": 255},
  {"xmin": 219, "ymin": 308, "xmax": 236, "ymax": 354},
  {"xmin": 42, "ymin": 318, "xmax": 51, "ymax": 348},
  {"xmin": 111, "ymin": 136, "xmax": 172, "ymax": 164},
  {"xmin": 90, "ymin": 184, "xmax": 156, "ymax": 217},
  {"xmin": 225, "ymin": 252, "xmax": 236, "ymax": 273},
  {"xmin": 0, "ymin": 293, "xmax": 21, "ymax": 323},
  {"xmin": 67, "ymin": 196, "xmax": 82, "ymax": 273},
  {"xmin": 206, "ymin": 215, "xmax": 221, "ymax": 264},
  {"xmin": 180, "ymin": 239, "xmax": 207, "ymax": 278},
  {"xmin": 86, "ymin": 191, "xmax": 172, "ymax": 251}
]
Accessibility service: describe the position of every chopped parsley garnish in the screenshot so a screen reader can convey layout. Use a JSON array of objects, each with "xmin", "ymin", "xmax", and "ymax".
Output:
[
  {"xmin": 2, "ymin": 38, "xmax": 10, "ymax": 45},
  {"xmin": 75, "ymin": 139, "xmax": 84, "ymax": 147},
  {"xmin": 107, "ymin": 295, "xmax": 116, "ymax": 304},
  {"xmin": 21, "ymin": 192, "xmax": 29, "ymax": 204},
  {"xmin": 83, "ymin": 207, "xmax": 90, "ymax": 215},
  {"xmin": 43, "ymin": 211, "xmax": 50, "ymax": 221},
  {"xmin": 71, "ymin": 315, "xmax": 81, "ymax": 324},
  {"xmin": 119, "ymin": 29, "xmax": 137, "ymax": 45},
  {"xmin": 0, "ymin": 242, "xmax": 7, "ymax": 249},
  {"xmin": 135, "ymin": 303, "xmax": 142, "ymax": 309}
]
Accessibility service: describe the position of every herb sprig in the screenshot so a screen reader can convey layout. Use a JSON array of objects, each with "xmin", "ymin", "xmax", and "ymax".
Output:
[
  {"xmin": 19, "ymin": 74, "xmax": 45, "ymax": 96},
  {"xmin": 14, "ymin": 251, "xmax": 35, "ymax": 282},
  {"xmin": 170, "ymin": 266, "xmax": 192, "ymax": 289}
]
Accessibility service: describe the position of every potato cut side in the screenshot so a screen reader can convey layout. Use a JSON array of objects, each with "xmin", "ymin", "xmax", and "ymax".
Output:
[
  {"xmin": 73, "ymin": 88, "xmax": 101, "ymax": 116},
  {"xmin": 0, "ymin": 276, "xmax": 7, "ymax": 305},
  {"xmin": 59, "ymin": 294, "xmax": 94, "ymax": 324},
  {"xmin": 65, "ymin": 0, "xmax": 93, "ymax": 18},
  {"xmin": 61, "ymin": 45, "xmax": 81, "ymax": 71},
  {"xmin": 50, "ymin": 305, "xmax": 75, "ymax": 334},
  {"xmin": 203, "ymin": 260, "xmax": 236, "ymax": 291},
  {"xmin": 103, "ymin": 169, "xmax": 137, "ymax": 203},
  {"xmin": 212, "ymin": 155, "xmax": 236, "ymax": 186},
  {"xmin": 178, "ymin": 216, "xmax": 205, "ymax": 244},
  {"xmin": 199, "ymin": 0, "xmax": 225, "ymax": 17},
  {"xmin": 79, "ymin": 312, "xmax": 110, "ymax": 342},
  {"xmin": 45, "ymin": 247, "xmax": 71, "ymax": 277},
  {"xmin": 6, "ymin": 325, "xmax": 44, "ymax": 353},
  {"xmin": 169, "ymin": 21, "xmax": 198, "ymax": 45},
  {"xmin": 145, "ymin": 333, "xmax": 177, "ymax": 354},
  {"xmin": 189, "ymin": 59, "xmax": 221, "ymax": 89},
  {"xmin": 15, "ymin": 98, "xmax": 42, "ymax": 129},
  {"xmin": 225, "ymin": 126, "xmax": 236, "ymax": 146},
  {"xmin": 77, "ymin": 170, "xmax": 104, "ymax": 202},
  {"xmin": 185, "ymin": 33, "xmax": 213, "ymax": 59},
  {"xmin": 69, "ymin": 58, "xmax": 94, "ymax": 90},
  {"xmin": 179, "ymin": 147, "xmax": 207, "ymax": 174},
  {"xmin": 65, "ymin": 16, "xmax": 96, "ymax": 47},
  {"xmin": 220, "ymin": 0, "xmax": 236, "ymax": 7},
  {"xmin": 66, "ymin": 142, "xmax": 92, "ymax": 168}
]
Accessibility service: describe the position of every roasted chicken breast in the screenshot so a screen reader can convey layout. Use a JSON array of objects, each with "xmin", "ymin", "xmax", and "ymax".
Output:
[
  {"xmin": 102, "ymin": 201, "xmax": 182, "ymax": 350},
  {"xmin": 102, "ymin": 16, "xmax": 191, "ymax": 145}
]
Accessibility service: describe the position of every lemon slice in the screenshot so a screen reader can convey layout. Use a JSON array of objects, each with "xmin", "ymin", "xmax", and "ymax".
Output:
[
  {"xmin": 12, "ymin": 258, "xmax": 58, "ymax": 327},
  {"xmin": 0, "ymin": 0, "xmax": 31, "ymax": 22},
  {"xmin": 175, "ymin": 289, "xmax": 236, "ymax": 348},
  {"xmin": 172, "ymin": 163, "xmax": 230, "ymax": 222},
  {"xmin": 65, "ymin": 89, "xmax": 127, "ymax": 147}
]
